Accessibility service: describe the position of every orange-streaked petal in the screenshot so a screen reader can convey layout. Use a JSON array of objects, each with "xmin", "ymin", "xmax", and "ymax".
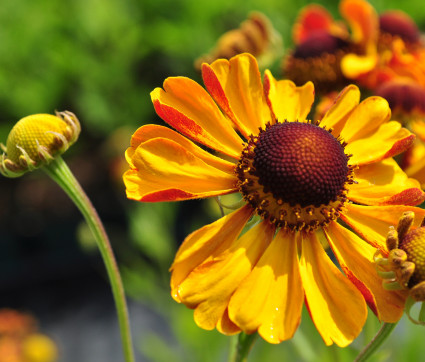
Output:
[
  {"xmin": 340, "ymin": 96, "xmax": 391, "ymax": 142},
  {"xmin": 320, "ymin": 85, "xmax": 360, "ymax": 136},
  {"xmin": 228, "ymin": 229, "xmax": 303, "ymax": 344},
  {"xmin": 177, "ymin": 221, "xmax": 274, "ymax": 331},
  {"xmin": 340, "ymin": 0, "xmax": 378, "ymax": 49},
  {"xmin": 299, "ymin": 231, "xmax": 367, "ymax": 347},
  {"xmin": 339, "ymin": 0, "xmax": 379, "ymax": 79},
  {"xmin": 348, "ymin": 158, "xmax": 425, "ymax": 206},
  {"xmin": 124, "ymin": 138, "xmax": 238, "ymax": 202},
  {"xmin": 340, "ymin": 203, "xmax": 425, "ymax": 250},
  {"xmin": 202, "ymin": 53, "xmax": 272, "ymax": 138},
  {"xmin": 263, "ymin": 72, "xmax": 314, "ymax": 123},
  {"xmin": 151, "ymin": 77, "xmax": 243, "ymax": 159},
  {"xmin": 346, "ymin": 121, "xmax": 415, "ymax": 166},
  {"xmin": 325, "ymin": 222, "xmax": 406, "ymax": 323},
  {"xmin": 127, "ymin": 124, "xmax": 236, "ymax": 173},
  {"xmin": 170, "ymin": 205, "xmax": 253, "ymax": 301}
]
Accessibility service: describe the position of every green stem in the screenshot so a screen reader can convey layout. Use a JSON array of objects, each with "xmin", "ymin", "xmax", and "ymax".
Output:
[
  {"xmin": 354, "ymin": 322, "xmax": 397, "ymax": 362},
  {"xmin": 231, "ymin": 332, "xmax": 258, "ymax": 362},
  {"xmin": 291, "ymin": 328, "xmax": 315, "ymax": 362},
  {"xmin": 43, "ymin": 156, "xmax": 134, "ymax": 362}
]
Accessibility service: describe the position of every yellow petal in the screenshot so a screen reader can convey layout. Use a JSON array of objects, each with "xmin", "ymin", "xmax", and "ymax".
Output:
[
  {"xmin": 151, "ymin": 76, "xmax": 243, "ymax": 158},
  {"xmin": 405, "ymin": 158, "xmax": 425, "ymax": 189},
  {"xmin": 340, "ymin": 96, "xmax": 391, "ymax": 143},
  {"xmin": 348, "ymin": 158, "xmax": 425, "ymax": 206},
  {"xmin": 346, "ymin": 121, "xmax": 415, "ymax": 166},
  {"xmin": 228, "ymin": 229, "xmax": 303, "ymax": 343},
  {"xmin": 127, "ymin": 124, "xmax": 236, "ymax": 173},
  {"xmin": 340, "ymin": 53, "xmax": 378, "ymax": 79},
  {"xmin": 178, "ymin": 221, "xmax": 274, "ymax": 331},
  {"xmin": 339, "ymin": 0, "xmax": 379, "ymax": 79},
  {"xmin": 404, "ymin": 141, "xmax": 425, "ymax": 187},
  {"xmin": 299, "ymin": 231, "xmax": 367, "ymax": 347},
  {"xmin": 406, "ymin": 159, "xmax": 425, "ymax": 188},
  {"xmin": 216, "ymin": 309, "xmax": 241, "ymax": 335},
  {"xmin": 202, "ymin": 53, "xmax": 272, "ymax": 138},
  {"xmin": 411, "ymin": 119, "xmax": 425, "ymax": 142},
  {"xmin": 263, "ymin": 72, "xmax": 314, "ymax": 123},
  {"xmin": 325, "ymin": 222, "xmax": 406, "ymax": 323},
  {"xmin": 403, "ymin": 140, "xmax": 425, "ymax": 169},
  {"xmin": 124, "ymin": 137, "xmax": 238, "ymax": 202},
  {"xmin": 170, "ymin": 205, "xmax": 253, "ymax": 301},
  {"xmin": 320, "ymin": 85, "xmax": 360, "ymax": 136},
  {"xmin": 340, "ymin": 203, "xmax": 425, "ymax": 250}
]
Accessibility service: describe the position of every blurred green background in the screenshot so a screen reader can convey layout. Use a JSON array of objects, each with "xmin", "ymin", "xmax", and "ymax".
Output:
[{"xmin": 1, "ymin": 0, "xmax": 425, "ymax": 361}]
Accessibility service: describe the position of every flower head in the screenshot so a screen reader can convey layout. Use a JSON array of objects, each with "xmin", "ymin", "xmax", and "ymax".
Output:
[
  {"xmin": 338, "ymin": 1, "xmax": 425, "ymax": 188},
  {"xmin": 124, "ymin": 53, "xmax": 425, "ymax": 346},
  {"xmin": 379, "ymin": 10, "xmax": 421, "ymax": 47},
  {"xmin": 339, "ymin": 0, "xmax": 425, "ymax": 90},
  {"xmin": 283, "ymin": 4, "xmax": 352, "ymax": 93},
  {"xmin": 0, "ymin": 111, "xmax": 80, "ymax": 178}
]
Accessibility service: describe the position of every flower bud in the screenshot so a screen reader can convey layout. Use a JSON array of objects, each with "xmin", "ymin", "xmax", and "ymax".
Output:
[
  {"xmin": 375, "ymin": 211, "xmax": 425, "ymax": 323},
  {"xmin": 0, "ymin": 111, "xmax": 80, "ymax": 177},
  {"xmin": 376, "ymin": 211, "xmax": 425, "ymax": 301}
]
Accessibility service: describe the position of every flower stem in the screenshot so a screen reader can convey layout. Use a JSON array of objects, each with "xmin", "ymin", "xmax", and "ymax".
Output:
[
  {"xmin": 43, "ymin": 156, "xmax": 134, "ymax": 362},
  {"xmin": 354, "ymin": 322, "xmax": 397, "ymax": 362},
  {"xmin": 231, "ymin": 332, "xmax": 258, "ymax": 362}
]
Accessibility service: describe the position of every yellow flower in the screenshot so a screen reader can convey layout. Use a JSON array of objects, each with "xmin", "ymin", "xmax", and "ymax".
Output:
[{"xmin": 124, "ymin": 53, "xmax": 425, "ymax": 346}]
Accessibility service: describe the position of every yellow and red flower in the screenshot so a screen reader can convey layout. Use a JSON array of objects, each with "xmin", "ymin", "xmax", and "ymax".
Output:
[
  {"xmin": 124, "ymin": 53, "xmax": 425, "ymax": 346},
  {"xmin": 339, "ymin": 0, "xmax": 425, "ymax": 90},
  {"xmin": 336, "ymin": 1, "xmax": 425, "ymax": 187},
  {"xmin": 283, "ymin": 3, "xmax": 352, "ymax": 93},
  {"xmin": 286, "ymin": 0, "xmax": 425, "ymax": 189},
  {"xmin": 285, "ymin": 0, "xmax": 425, "ymax": 95}
]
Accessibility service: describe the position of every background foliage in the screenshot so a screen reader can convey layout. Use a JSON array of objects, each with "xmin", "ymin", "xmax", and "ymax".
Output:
[{"xmin": 1, "ymin": 0, "xmax": 425, "ymax": 361}]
